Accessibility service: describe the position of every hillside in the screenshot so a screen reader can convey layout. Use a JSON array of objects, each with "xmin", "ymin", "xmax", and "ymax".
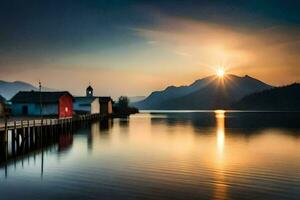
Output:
[
  {"xmin": 129, "ymin": 96, "xmax": 146, "ymax": 103},
  {"xmin": 0, "ymin": 80, "xmax": 53, "ymax": 100},
  {"xmin": 134, "ymin": 75, "xmax": 272, "ymax": 110},
  {"xmin": 134, "ymin": 76, "xmax": 215, "ymax": 109},
  {"xmin": 0, "ymin": 95, "xmax": 6, "ymax": 102},
  {"xmin": 232, "ymin": 83, "xmax": 300, "ymax": 110}
]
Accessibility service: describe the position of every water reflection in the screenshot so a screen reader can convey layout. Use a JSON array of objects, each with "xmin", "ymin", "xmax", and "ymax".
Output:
[
  {"xmin": 150, "ymin": 111, "xmax": 300, "ymax": 135},
  {"xmin": 215, "ymin": 110, "xmax": 225, "ymax": 158},
  {"xmin": 0, "ymin": 129, "xmax": 75, "ymax": 180},
  {"xmin": 214, "ymin": 110, "xmax": 227, "ymax": 200},
  {"xmin": 58, "ymin": 133, "xmax": 73, "ymax": 152},
  {"xmin": 100, "ymin": 118, "xmax": 113, "ymax": 131},
  {"xmin": 0, "ymin": 113, "xmax": 300, "ymax": 200}
]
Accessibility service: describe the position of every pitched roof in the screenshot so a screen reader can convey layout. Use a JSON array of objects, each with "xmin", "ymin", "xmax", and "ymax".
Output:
[
  {"xmin": 11, "ymin": 91, "xmax": 73, "ymax": 103},
  {"xmin": 74, "ymin": 96, "xmax": 97, "ymax": 104},
  {"xmin": 86, "ymin": 85, "xmax": 93, "ymax": 90}
]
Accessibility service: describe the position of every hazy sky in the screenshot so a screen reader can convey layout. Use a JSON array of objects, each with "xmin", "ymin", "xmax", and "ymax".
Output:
[{"xmin": 1, "ymin": 0, "xmax": 300, "ymax": 98}]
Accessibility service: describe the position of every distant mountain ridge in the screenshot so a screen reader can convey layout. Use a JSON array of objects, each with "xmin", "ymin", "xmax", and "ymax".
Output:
[
  {"xmin": 0, "ymin": 80, "xmax": 54, "ymax": 100},
  {"xmin": 133, "ymin": 74, "xmax": 273, "ymax": 110},
  {"xmin": 232, "ymin": 83, "xmax": 300, "ymax": 110},
  {"xmin": 129, "ymin": 96, "xmax": 146, "ymax": 103},
  {"xmin": 134, "ymin": 75, "xmax": 216, "ymax": 109},
  {"xmin": 0, "ymin": 95, "xmax": 6, "ymax": 102}
]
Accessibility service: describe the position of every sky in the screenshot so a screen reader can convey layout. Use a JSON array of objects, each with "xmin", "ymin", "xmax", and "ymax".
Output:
[{"xmin": 0, "ymin": 0, "xmax": 300, "ymax": 98}]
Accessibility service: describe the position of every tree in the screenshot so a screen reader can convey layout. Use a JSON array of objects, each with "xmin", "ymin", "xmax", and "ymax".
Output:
[{"xmin": 118, "ymin": 96, "xmax": 129, "ymax": 108}]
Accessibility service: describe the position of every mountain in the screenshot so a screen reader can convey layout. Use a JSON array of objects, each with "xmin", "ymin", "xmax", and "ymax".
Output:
[
  {"xmin": 0, "ymin": 80, "xmax": 53, "ymax": 100},
  {"xmin": 129, "ymin": 96, "xmax": 146, "ymax": 103},
  {"xmin": 0, "ymin": 95, "xmax": 6, "ymax": 102},
  {"xmin": 232, "ymin": 83, "xmax": 300, "ymax": 110},
  {"xmin": 133, "ymin": 74, "xmax": 273, "ymax": 110},
  {"xmin": 134, "ymin": 76, "xmax": 215, "ymax": 109}
]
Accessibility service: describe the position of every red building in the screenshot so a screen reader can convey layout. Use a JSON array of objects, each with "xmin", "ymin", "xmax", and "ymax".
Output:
[
  {"xmin": 58, "ymin": 93, "xmax": 74, "ymax": 118},
  {"xmin": 11, "ymin": 91, "xmax": 74, "ymax": 118}
]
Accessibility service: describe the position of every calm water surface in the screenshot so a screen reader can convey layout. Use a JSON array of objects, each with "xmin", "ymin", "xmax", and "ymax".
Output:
[{"xmin": 0, "ymin": 111, "xmax": 300, "ymax": 200}]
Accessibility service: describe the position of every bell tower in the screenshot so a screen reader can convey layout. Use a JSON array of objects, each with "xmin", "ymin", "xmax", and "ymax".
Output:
[{"xmin": 86, "ymin": 84, "xmax": 93, "ymax": 97}]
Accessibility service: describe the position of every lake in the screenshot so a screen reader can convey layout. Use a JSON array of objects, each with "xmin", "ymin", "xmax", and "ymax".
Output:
[{"xmin": 0, "ymin": 111, "xmax": 300, "ymax": 200}]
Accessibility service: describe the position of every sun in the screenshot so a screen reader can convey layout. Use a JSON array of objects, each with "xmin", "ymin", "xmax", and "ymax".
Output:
[{"xmin": 216, "ymin": 68, "xmax": 225, "ymax": 78}]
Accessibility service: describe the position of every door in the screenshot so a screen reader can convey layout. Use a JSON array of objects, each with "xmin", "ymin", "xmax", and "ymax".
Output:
[{"xmin": 22, "ymin": 105, "xmax": 28, "ymax": 115}]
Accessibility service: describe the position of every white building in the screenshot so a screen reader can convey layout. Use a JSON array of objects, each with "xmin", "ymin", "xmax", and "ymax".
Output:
[
  {"xmin": 73, "ymin": 85, "xmax": 100, "ymax": 114},
  {"xmin": 74, "ymin": 96, "xmax": 100, "ymax": 114}
]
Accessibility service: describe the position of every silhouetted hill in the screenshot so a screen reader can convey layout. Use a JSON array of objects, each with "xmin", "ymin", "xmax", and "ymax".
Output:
[
  {"xmin": 134, "ymin": 74, "xmax": 272, "ymax": 110},
  {"xmin": 0, "ymin": 95, "xmax": 6, "ymax": 102},
  {"xmin": 134, "ymin": 76, "xmax": 215, "ymax": 109},
  {"xmin": 232, "ymin": 83, "xmax": 300, "ymax": 110},
  {"xmin": 0, "ymin": 80, "xmax": 54, "ymax": 100},
  {"xmin": 129, "ymin": 96, "xmax": 146, "ymax": 103}
]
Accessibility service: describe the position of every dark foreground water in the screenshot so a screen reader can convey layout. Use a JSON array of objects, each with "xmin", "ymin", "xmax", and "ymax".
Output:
[{"xmin": 0, "ymin": 111, "xmax": 300, "ymax": 200}]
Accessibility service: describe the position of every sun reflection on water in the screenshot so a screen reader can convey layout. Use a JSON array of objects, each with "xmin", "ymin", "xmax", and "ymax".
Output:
[
  {"xmin": 214, "ymin": 110, "xmax": 227, "ymax": 200},
  {"xmin": 215, "ymin": 110, "xmax": 225, "ymax": 158}
]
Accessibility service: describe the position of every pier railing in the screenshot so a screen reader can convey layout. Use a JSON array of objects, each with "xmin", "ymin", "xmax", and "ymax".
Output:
[
  {"xmin": 0, "ymin": 113, "xmax": 107, "ymax": 131},
  {"xmin": 0, "ymin": 113, "xmax": 110, "ymax": 166}
]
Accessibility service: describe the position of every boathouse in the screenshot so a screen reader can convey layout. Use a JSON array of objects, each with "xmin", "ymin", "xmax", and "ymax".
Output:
[
  {"xmin": 74, "ymin": 97, "xmax": 100, "ymax": 114},
  {"xmin": 10, "ymin": 91, "xmax": 74, "ymax": 118},
  {"xmin": 99, "ymin": 97, "xmax": 113, "ymax": 115},
  {"xmin": 73, "ymin": 85, "xmax": 100, "ymax": 114},
  {"xmin": 74, "ymin": 85, "xmax": 112, "ymax": 116}
]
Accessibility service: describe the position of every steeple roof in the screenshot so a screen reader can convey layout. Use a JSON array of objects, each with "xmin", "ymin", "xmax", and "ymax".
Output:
[{"xmin": 87, "ymin": 85, "xmax": 93, "ymax": 90}]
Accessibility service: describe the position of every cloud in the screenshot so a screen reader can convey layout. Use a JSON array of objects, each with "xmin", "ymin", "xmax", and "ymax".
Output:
[
  {"xmin": 147, "ymin": 40, "xmax": 158, "ymax": 45},
  {"xmin": 135, "ymin": 16, "xmax": 300, "ymax": 85},
  {"xmin": 1, "ymin": 13, "xmax": 300, "ymax": 97},
  {"xmin": 0, "ymin": 65, "xmax": 165, "ymax": 99},
  {"xmin": 173, "ymin": 51, "xmax": 192, "ymax": 57}
]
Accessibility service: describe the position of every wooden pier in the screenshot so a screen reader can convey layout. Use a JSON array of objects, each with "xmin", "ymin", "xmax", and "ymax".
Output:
[{"xmin": 0, "ymin": 114, "xmax": 108, "ymax": 166}]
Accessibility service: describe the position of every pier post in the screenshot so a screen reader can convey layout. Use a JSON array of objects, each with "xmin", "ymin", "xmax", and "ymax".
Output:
[
  {"xmin": 0, "ymin": 130, "xmax": 8, "ymax": 164},
  {"xmin": 11, "ymin": 121, "xmax": 17, "ymax": 156},
  {"xmin": 24, "ymin": 120, "xmax": 29, "ymax": 152},
  {"xmin": 30, "ymin": 120, "xmax": 34, "ymax": 149},
  {"xmin": 16, "ymin": 122, "xmax": 21, "ymax": 153}
]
